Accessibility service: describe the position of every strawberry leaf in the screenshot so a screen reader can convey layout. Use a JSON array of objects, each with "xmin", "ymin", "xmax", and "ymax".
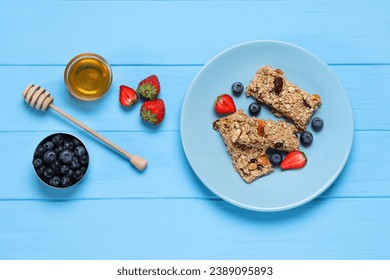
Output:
[{"xmin": 141, "ymin": 108, "xmax": 158, "ymax": 124}]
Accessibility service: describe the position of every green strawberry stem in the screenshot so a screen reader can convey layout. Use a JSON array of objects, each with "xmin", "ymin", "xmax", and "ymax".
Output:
[
  {"xmin": 138, "ymin": 84, "xmax": 157, "ymax": 99},
  {"xmin": 141, "ymin": 108, "xmax": 158, "ymax": 124}
]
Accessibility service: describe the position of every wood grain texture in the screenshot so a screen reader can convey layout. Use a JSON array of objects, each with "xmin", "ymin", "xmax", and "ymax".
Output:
[
  {"xmin": 1, "ymin": 0, "xmax": 389, "ymax": 260},
  {"xmin": 0, "ymin": 198, "xmax": 389, "ymax": 259},
  {"xmin": 1, "ymin": 1, "xmax": 390, "ymax": 65},
  {"xmin": 0, "ymin": 131, "xmax": 389, "ymax": 200},
  {"xmin": 1, "ymin": 65, "xmax": 390, "ymax": 132}
]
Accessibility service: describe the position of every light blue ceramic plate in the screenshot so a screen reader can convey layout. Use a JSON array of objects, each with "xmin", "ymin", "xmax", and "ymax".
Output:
[{"xmin": 180, "ymin": 41, "xmax": 353, "ymax": 212}]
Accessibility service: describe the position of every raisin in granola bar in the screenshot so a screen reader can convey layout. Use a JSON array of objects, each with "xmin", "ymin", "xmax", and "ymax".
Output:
[
  {"xmin": 246, "ymin": 66, "xmax": 322, "ymax": 131},
  {"xmin": 212, "ymin": 110, "xmax": 299, "ymax": 183}
]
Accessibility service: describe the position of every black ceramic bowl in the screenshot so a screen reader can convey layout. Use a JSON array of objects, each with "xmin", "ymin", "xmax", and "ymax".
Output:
[{"xmin": 32, "ymin": 133, "xmax": 89, "ymax": 188}]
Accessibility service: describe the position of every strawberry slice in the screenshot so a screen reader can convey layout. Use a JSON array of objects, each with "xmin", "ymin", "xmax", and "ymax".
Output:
[
  {"xmin": 214, "ymin": 94, "xmax": 236, "ymax": 115},
  {"xmin": 280, "ymin": 150, "xmax": 307, "ymax": 170},
  {"xmin": 119, "ymin": 85, "xmax": 138, "ymax": 107}
]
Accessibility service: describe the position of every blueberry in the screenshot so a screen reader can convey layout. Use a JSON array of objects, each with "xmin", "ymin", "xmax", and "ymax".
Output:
[
  {"xmin": 49, "ymin": 176, "xmax": 61, "ymax": 187},
  {"xmin": 52, "ymin": 134, "xmax": 64, "ymax": 146},
  {"xmin": 50, "ymin": 160, "xmax": 62, "ymax": 172},
  {"xmin": 54, "ymin": 145, "xmax": 63, "ymax": 153},
  {"xmin": 300, "ymin": 131, "xmax": 313, "ymax": 147},
  {"xmin": 248, "ymin": 102, "xmax": 261, "ymax": 116},
  {"xmin": 61, "ymin": 176, "xmax": 72, "ymax": 187},
  {"xmin": 269, "ymin": 151, "xmax": 283, "ymax": 167},
  {"xmin": 34, "ymin": 135, "xmax": 88, "ymax": 186},
  {"xmin": 60, "ymin": 165, "xmax": 70, "ymax": 175},
  {"xmin": 74, "ymin": 146, "xmax": 86, "ymax": 157},
  {"xmin": 33, "ymin": 158, "xmax": 43, "ymax": 168},
  {"xmin": 36, "ymin": 165, "xmax": 46, "ymax": 176},
  {"xmin": 59, "ymin": 150, "xmax": 73, "ymax": 164},
  {"xmin": 232, "ymin": 82, "xmax": 244, "ymax": 96},
  {"xmin": 72, "ymin": 138, "xmax": 81, "ymax": 147},
  {"xmin": 66, "ymin": 169, "xmax": 74, "ymax": 178},
  {"xmin": 34, "ymin": 145, "xmax": 47, "ymax": 157},
  {"xmin": 79, "ymin": 155, "xmax": 89, "ymax": 165},
  {"xmin": 43, "ymin": 150, "xmax": 57, "ymax": 164},
  {"xmin": 43, "ymin": 167, "xmax": 55, "ymax": 179},
  {"xmin": 44, "ymin": 141, "xmax": 54, "ymax": 150},
  {"xmin": 311, "ymin": 117, "xmax": 324, "ymax": 132},
  {"xmin": 70, "ymin": 158, "xmax": 81, "ymax": 169},
  {"xmin": 63, "ymin": 140, "xmax": 74, "ymax": 151},
  {"xmin": 72, "ymin": 169, "xmax": 83, "ymax": 181},
  {"xmin": 80, "ymin": 166, "xmax": 87, "ymax": 174}
]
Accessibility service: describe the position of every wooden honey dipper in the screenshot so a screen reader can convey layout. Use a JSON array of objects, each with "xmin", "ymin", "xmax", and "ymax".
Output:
[{"xmin": 22, "ymin": 84, "xmax": 147, "ymax": 171}]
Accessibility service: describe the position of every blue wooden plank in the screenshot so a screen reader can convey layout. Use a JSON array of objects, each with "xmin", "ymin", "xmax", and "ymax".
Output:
[
  {"xmin": 0, "ymin": 131, "xmax": 208, "ymax": 199},
  {"xmin": 0, "ymin": 0, "xmax": 389, "ymax": 263},
  {"xmin": 1, "ymin": 65, "xmax": 389, "ymax": 132},
  {"xmin": 1, "ymin": 1, "xmax": 390, "ymax": 64},
  {"xmin": 0, "ymin": 65, "xmax": 197, "ymax": 132},
  {"xmin": 333, "ymin": 66, "xmax": 390, "ymax": 131},
  {"xmin": 0, "ymin": 131, "xmax": 389, "ymax": 199},
  {"xmin": 0, "ymin": 198, "xmax": 389, "ymax": 259}
]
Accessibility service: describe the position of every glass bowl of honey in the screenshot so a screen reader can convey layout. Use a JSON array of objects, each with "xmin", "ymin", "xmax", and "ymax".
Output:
[{"xmin": 64, "ymin": 53, "xmax": 113, "ymax": 101}]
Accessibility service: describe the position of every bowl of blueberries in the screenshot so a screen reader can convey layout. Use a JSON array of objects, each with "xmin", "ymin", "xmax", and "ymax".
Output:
[{"xmin": 32, "ymin": 133, "xmax": 89, "ymax": 188}]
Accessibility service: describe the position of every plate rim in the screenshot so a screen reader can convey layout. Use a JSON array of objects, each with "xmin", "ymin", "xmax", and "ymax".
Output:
[{"xmin": 180, "ymin": 40, "xmax": 354, "ymax": 212}]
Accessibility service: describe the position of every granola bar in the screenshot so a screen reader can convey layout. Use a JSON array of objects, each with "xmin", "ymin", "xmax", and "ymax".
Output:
[
  {"xmin": 246, "ymin": 66, "xmax": 322, "ymax": 131},
  {"xmin": 214, "ymin": 110, "xmax": 299, "ymax": 152},
  {"xmin": 212, "ymin": 110, "xmax": 299, "ymax": 183},
  {"xmin": 213, "ymin": 130, "xmax": 273, "ymax": 183}
]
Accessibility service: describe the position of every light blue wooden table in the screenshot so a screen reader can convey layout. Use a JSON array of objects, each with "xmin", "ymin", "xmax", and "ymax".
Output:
[{"xmin": 1, "ymin": 0, "xmax": 389, "ymax": 260}]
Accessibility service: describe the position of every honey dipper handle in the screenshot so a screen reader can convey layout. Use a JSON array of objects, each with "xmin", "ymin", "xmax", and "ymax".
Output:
[{"xmin": 49, "ymin": 104, "xmax": 147, "ymax": 171}]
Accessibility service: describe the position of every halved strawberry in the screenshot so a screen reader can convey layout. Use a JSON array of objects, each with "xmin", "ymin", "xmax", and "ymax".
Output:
[
  {"xmin": 119, "ymin": 85, "xmax": 138, "ymax": 107},
  {"xmin": 137, "ymin": 75, "xmax": 160, "ymax": 99},
  {"xmin": 280, "ymin": 150, "xmax": 307, "ymax": 170},
  {"xmin": 214, "ymin": 94, "xmax": 236, "ymax": 115}
]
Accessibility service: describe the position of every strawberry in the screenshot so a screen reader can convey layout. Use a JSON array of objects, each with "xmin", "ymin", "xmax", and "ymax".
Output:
[
  {"xmin": 140, "ymin": 99, "xmax": 165, "ymax": 125},
  {"xmin": 214, "ymin": 94, "xmax": 236, "ymax": 115},
  {"xmin": 119, "ymin": 85, "xmax": 138, "ymax": 107},
  {"xmin": 280, "ymin": 151, "xmax": 307, "ymax": 170},
  {"xmin": 137, "ymin": 75, "xmax": 160, "ymax": 99}
]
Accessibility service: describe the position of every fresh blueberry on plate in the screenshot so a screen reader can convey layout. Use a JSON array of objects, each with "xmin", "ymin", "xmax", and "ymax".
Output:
[
  {"xmin": 231, "ymin": 82, "xmax": 244, "ymax": 96},
  {"xmin": 248, "ymin": 102, "xmax": 261, "ymax": 116},
  {"xmin": 269, "ymin": 151, "xmax": 283, "ymax": 167},
  {"xmin": 311, "ymin": 117, "xmax": 324, "ymax": 132},
  {"xmin": 300, "ymin": 131, "xmax": 313, "ymax": 147}
]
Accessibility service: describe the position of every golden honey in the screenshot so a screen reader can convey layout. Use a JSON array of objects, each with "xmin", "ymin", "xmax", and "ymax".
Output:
[{"xmin": 64, "ymin": 53, "xmax": 112, "ymax": 101}]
